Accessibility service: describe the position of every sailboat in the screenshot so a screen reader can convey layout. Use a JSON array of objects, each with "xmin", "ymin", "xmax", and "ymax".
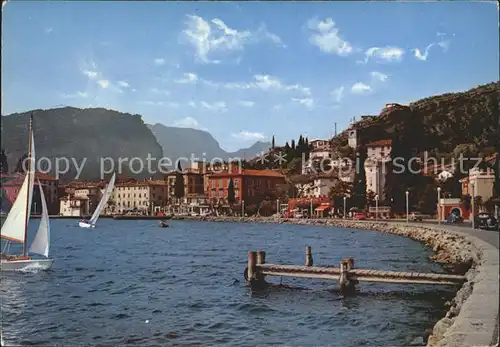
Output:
[
  {"xmin": 1, "ymin": 114, "xmax": 54, "ymax": 271},
  {"xmin": 78, "ymin": 172, "xmax": 116, "ymax": 228}
]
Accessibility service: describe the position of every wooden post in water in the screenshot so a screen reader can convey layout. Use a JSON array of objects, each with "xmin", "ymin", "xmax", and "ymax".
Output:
[
  {"xmin": 247, "ymin": 251, "xmax": 257, "ymax": 281},
  {"xmin": 257, "ymin": 250, "xmax": 266, "ymax": 265},
  {"xmin": 305, "ymin": 246, "xmax": 313, "ymax": 267},
  {"xmin": 339, "ymin": 260, "xmax": 348, "ymax": 293},
  {"xmin": 340, "ymin": 258, "xmax": 357, "ymax": 294}
]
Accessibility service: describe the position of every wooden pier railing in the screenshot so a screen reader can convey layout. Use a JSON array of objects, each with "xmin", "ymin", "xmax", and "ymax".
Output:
[{"xmin": 244, "ymin": 247, "xmax": 466, "ymax": 293}]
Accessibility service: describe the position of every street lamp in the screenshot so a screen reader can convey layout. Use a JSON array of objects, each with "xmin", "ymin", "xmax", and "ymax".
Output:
[
  {"xmin": 276, "ymin": 198, "xmax": 280, "ymax": 216},
  {"xmin": 343, "ymin": 196, "xmax": 346, "ymax": 219},
  {"xmin": 242, "ymin": 199, "xmax": 245, "ymax": 217},
  {"xmin": 471, "ymin": 183, "xmax": 475, "ymax": 229},
  {"xmin": 405, "ymin": 190, "xmax": 409, "ymax": 223},
  {"xmin": 375, "ymin": 194, "xmax": 379, "ymax": 221},
  {"xmin": 437, "ymin": 187, "xmax": 441, "ymax": 224},
  {"xmin": 310, "ymin": 199, "xmax": 313, "ymax": 219}
]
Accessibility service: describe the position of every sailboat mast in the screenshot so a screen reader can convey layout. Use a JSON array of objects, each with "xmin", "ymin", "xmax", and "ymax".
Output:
[{"xmin": 22, "ymin": 114, "xmax": 33, "ymax": 257}]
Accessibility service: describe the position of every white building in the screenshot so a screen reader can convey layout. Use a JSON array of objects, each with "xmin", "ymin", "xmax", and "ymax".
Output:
[
  {"xmin": 309, "ymin": 139, "xmax": 331, "ymax": 151},
  {"xmin": 364, "ymin": 139, "xmax": 392, "ymax": 200},
  {"xmin": 301, "ymin": 176, "xmax": 338, "ymax": 198}
]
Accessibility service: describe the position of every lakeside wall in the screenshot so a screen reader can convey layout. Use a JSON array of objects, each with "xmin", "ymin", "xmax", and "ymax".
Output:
[{"xmin": 173, "ymin": 216, "xmax": 499, "ymax": 347}]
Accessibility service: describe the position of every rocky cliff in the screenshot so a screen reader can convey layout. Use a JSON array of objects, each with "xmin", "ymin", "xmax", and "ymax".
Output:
[
  {"xmin": 349, "ymin": 81, "xmax": 500, "ymax": 155},
  {"xmin": 1, "ymin": 107, "xmax": 164, "ymax": 182}
]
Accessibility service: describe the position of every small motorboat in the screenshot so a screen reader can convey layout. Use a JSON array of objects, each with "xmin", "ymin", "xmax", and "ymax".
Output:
[{"xmin": 159, "ymin": 221, "xmax": 169, "ymax": 228}]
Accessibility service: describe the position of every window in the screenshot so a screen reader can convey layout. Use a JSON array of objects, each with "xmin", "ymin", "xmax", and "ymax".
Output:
[
  {"xmin": 218, "ymin": 190, "xmax": 223, "ymax": 198},
  {"xmin": 219, "ymin": 179, "xmax": 223, "ymax": 187},
  {"xmin": 212, "ymin": 181, "xmax": 216, "ymax": 189}
]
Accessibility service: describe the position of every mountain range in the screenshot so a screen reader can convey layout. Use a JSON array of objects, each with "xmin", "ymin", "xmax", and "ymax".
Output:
[
  {"xmin": 147, "ymin": 123, "xmax": 270, "ymax": 163},
  {"xmin": 0, "ymin": 107, "xmax": 270, "ymax": 181}
]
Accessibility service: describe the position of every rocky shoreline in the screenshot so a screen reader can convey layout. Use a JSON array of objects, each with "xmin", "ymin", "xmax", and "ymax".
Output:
[{"xmin": 172, "ymin": 215, "xmax": 496, "ymax": 347}]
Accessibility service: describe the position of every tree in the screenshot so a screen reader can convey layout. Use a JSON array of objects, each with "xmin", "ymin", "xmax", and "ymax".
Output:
[
  {"xmin": 291, "ymin": 139, "xmax": 296, "ymax": 151},
  {"xmin": 287, "ymin": 174, "xmax": 314, "ymax": 198},
  {"xmin": 0, "ymin": 149, "xmax": 8, "ymax": 174},
  {"xmin": 174, "ymin": 161, "xmax": 184, "ymax": 202},
  {"xmin": 366, "ymin": 190, "xmax": 376, "ymax": 207},
  {"xmin": 271, "ymin": 135, "xmax": 275, "ymax": 149},
  {"xmin": 350, "ymin": 146, "xmax": 367, "ymax": 209},
  {"xmin": 227, "ymin": 178, "xmax": 236, "ymax": 205}
]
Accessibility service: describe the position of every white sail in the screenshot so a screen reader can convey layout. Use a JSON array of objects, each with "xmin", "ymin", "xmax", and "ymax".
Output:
[
  {"xmin": 0, "ymin": 132, "xmax": 35, "ymax": 243},
  {"xmin": 29, "ymin": 179, "xmax": 50, "ymax": 257},
  {"xmin": 88, "ymin": 172, "xmax": 116, "ymax": 225}
]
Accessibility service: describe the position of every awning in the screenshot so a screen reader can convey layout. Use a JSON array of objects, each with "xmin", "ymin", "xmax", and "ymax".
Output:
[{"xmin": 315, "ymin": 206, "xmax": 329, "ymax": 212}]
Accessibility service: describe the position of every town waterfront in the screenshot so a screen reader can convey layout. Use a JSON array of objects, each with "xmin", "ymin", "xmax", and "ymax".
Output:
[{"xmin": 1, "ymin": 219, "xmax": 457, "ymax": 346}]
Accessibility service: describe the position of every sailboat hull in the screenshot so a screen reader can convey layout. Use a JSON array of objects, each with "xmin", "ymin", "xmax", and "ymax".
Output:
[
  {"xmin": 1, "ymin": 257, "xmax": 54, "ymax": 271},
  {"xmin": 78, "ymin": 222, "xmax": 95, "ymax": 228}
]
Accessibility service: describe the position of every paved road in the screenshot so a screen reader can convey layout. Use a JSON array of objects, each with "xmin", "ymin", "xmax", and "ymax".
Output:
[{"xmin": 401, "ymin": 220, "xmax": 499, "ymax": 249}]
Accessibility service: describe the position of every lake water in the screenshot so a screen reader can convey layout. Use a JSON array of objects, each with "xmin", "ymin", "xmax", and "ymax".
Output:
[{"xmin": 1, "ymin": 219, "xmax": 456, "ymax": 346}]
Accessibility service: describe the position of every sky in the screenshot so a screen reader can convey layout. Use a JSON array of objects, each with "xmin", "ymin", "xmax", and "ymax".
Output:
[{"xmin": 2, "ymin": 1, "xmax": 499, "ymax": 152}]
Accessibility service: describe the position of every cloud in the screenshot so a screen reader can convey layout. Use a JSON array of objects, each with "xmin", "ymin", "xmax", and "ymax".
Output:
[
  {"xmin": 256, "ymin": 24, "xmax": 287, "ymax": 48},
  {"xmin": 201, "ymin": 101, "xmax": 227, "ymax": 112},
  {"xmin": 351, "ymin": 82, "xmax": 371, "ymax": 94},
  {"xmin": 62, "ymin": 91, "xmax": 88, "ymax": 99},
  {"xmin": 330, "ymin": 86, "xmax": 344, "ymax": 103},
  {"xmin": 44, "ymin": 27, "xmax": 53, "ymax": 34},
  {"xmin": 154, "ymin": 58, "xmax": 166, "ymax": 66},
  {"xmin": 359, "ymin": 46, "xmax": 405, "ymax": 64},
  {"xmin": 238, "ymin": 100, "xmax": 255, "ymax": 107},
  {"xmin": 413, "ymin": 34, "xmax": 451, "ymax": 61},
  {"xmin": 307, "ymin": 18, "xmax": 353, "ymax": 56},
  {"xmin": 175, "ymin": 72, "xmax": 198, "ymax": 84},
  {"xmin": 117, "ymin": 81, "xmax": 130, "ymax": 88},
  {"xmin": 224, "ymin": 74, "xmax": 311, "ymax": 95},
  {"xmin": 188, "ymin": 101, "xmax": 196, "ymax": 108},
  {"xmin": 232, "ymin": 131, "xmax": 265, "ymax": 141},
  {"xmin": 370, "ymin": 71, "xmax": 388, "ymax": 82},
  {"xmin": 82, "ymin": 70, "xmax": 98, "ymax": 79},
  {"xmin": 97, "ymin": 80, "xmax": 110, "ymax": 89},
  {"xmin": 138, "ymin": 101, "xmax": 164, "ymax": 106},
  {"xmin": 172, "ymin": 117, "xmax": 199, "ymax": 129},
  {"xmin": 181, "ymin": 15, "xmax": 284, "ymax": 64},
  {"xmin": 292, "ymin": 97, "xmax": 314, "ymax": 109}
]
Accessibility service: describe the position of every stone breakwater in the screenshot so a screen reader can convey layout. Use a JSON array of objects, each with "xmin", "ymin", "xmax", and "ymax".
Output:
[{"xmin": 174, "ymin": 215, "xmax": 499, "ymax": 347}]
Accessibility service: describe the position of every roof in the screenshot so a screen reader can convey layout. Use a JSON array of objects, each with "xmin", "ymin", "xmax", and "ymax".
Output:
[
  {"xmin": 208, "ymin": 169, "xmax": 285, "ymax": 178},
  {"xmin": 115, "ymin": 179, "xmax": 167, "ymax": 187},
  {"xmin": 366, "ymin": 139, "xmax": 392, "ymax": 147}
]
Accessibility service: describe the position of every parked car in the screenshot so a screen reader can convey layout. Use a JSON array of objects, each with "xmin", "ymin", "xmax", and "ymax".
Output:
[
  {"xmin": 475, "ymin": 213, "xmax": 498, "ymax": 231},
  {"xmin": 353, "ymin": 212, "xmax": 366, "ymax": 220},
  {"xmin": 409, "ymin": 212, "xmax": 424, "ymax": 222}
]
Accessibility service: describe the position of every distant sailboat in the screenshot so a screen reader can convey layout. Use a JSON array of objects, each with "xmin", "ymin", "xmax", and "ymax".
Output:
[
  {"xmin": 1, "ymin": 114, "xmax": 54, "ymax": 271},
  {"xmin": 78, "ymin": 172, "xmax": 116, "ymax": 228}
]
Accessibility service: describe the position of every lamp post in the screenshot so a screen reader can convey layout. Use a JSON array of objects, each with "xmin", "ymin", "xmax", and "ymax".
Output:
[
  {"xmin": 343, "ymin": 196, "xmax": 346, "ymax": 219},
  {"xmin": 471, "ymin": 183, "xmax": 475, "ymax": 229},
  {"xmin": 276, "ymin": 198, "xmax": 279, "ymax": 215},
  {"xmin": 375, "ymin": 194, "xmax": 379, "ymax": 221},
  {"xmin": 310, "ymin": 199, "xmax": 313, "ymax": 219},
  {"xmin": 405, "ymin": 190, "xmax": 409, "ymax": 223},
  {"xmin": 437, "ymin": 187, "xmax": 441, "ymax": 224},
  {"xmin": 242, "ymin": 199, "xmax": 245, "ymax": 217}
]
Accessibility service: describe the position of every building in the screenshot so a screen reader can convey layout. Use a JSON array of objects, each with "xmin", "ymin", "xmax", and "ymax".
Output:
[
  {"xmin": 165, "ymin": 169, "xmax": 207, "ymax": 206},
  {"xmin": 460, "ymin": 166, "xmax": 495, "ymax": 202},
  {"xmin": 302, "ymin": 175, "xmax": 337, "ymax": 198},
  {"xmin": 205, "ymin": 168, "xmax": 286, "ymax": 204},
  {"xmin": 309, "ymin": 139, "xmax": 331, "ymax": 151},
  {"xmin": 113, "ymin": 179, "xmax": 168, "ymax": 214},
  {"xmin": 0, "ymin": 172, "xmax": 59, "ymax": 215},
  {"xmin": 347, "ymin": 128, "xmax": 359, "ymax": 149},
  {"xmin": 59, "ymin": 180, "xmax": 106, "ymax": 216},
  {"xmin": 364, "ymin": 139, "xmax": 392, "ymax": 200}
]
